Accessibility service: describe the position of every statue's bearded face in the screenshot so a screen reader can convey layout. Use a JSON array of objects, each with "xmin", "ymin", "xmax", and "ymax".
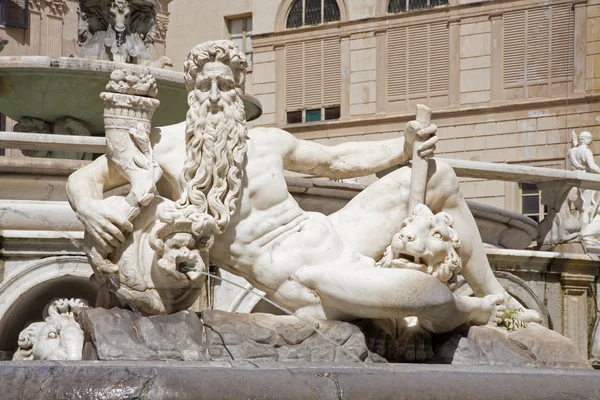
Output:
[
  {"xmin": 194, "ymin": 61, "xmax": 239, "ymax": 114},
  {"xmin": 177, "ymin": 58, "xmax": 247, "ymax": 234}
]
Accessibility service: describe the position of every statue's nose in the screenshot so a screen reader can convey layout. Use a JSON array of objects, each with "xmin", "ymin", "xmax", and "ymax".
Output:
[
  {"xmin": 399, "ymin": 229, "xmax": 416, "ymax": 244},
  {"xmin": 210, "ymin": 80, "xmax": 220, "ymax": 103}
]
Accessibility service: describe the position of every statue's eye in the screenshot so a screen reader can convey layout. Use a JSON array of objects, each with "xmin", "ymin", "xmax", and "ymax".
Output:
[
  {"xmin": 432, "ymin": 231, "xmax": 443, "ymax": 240},
  {"xmin": 47, "ymin": 331, "xmax": 58, "ymax": 339}
]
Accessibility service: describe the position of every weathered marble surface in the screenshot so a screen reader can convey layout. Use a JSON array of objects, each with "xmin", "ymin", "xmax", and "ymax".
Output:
[
  {"xmin": 76, "ymin": 307, "xmax": 590, "ymax": 369},
  {"xmin": 68, "ymin": 40, "xmax": 537, "ymax": 330},
  {"xmin": 76, "ymin": 308, "xmax": 380, "ymax": 363},
  {"xmin": 2, "ymin": 361, "xmax": 600, "ymax": 400}
]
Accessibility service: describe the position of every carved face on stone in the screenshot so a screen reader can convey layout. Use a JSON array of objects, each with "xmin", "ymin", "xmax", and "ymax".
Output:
[
  {"xmin": 13, "ymin": 299, "xmax": 87, "ymax": 361},
  {"xmin": 155, "ymin": 232, "xmax": 206, "ymax": 285},
  {"xmin": 111, "ymin": 0, "xmax": 131, "ymax": 33},
  {"xmin": 388, "ymin": 204, "xmax": 462, "ymax": 289},
  {"xmin": 195, "ymin": 61, "xmax": 239, "ymax": 114}
]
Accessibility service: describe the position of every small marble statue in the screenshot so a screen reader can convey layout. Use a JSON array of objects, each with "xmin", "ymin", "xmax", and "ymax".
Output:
[
  {"xmin": 77, "ymin": 0, "xmax": 171, "ymax": 67},
  {"xmin": 68, "ymin": 40, "xmax": 539, "ymax": 331},
  {"xmin": 13, "ymin": 299, "xmax": 88, "ymax": 361},
  {"xmin": 548, "ymin": 131, "xmax": 600, "ymax": 246}
]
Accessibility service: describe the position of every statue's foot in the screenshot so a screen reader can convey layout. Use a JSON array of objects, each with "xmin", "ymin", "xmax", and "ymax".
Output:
[
  {"xmin": 504, "ymin": 292, "xmax": 542, "ymax": 323},
  {"xmin": 483, "ymin": 293, "xmax": 506, "ymax": 326}
]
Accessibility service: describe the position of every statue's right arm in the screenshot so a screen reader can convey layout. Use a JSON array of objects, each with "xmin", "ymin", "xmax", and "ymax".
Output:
[
  {"xmin": 585, "ymin": 150, "xmax": 600, "ymax": 174},
  {"xmin": 67, "ymin": 154, "xmax": 127, "ymax": 206},
  {"xmin": 67, "ymin": 155, "xmax": 133, "ymax": 252}
]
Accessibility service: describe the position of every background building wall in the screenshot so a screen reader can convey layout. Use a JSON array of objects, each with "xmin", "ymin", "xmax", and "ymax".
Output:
[{"xmin": 166, "ymin": 0, "xmax": 599, "ymax": 216}]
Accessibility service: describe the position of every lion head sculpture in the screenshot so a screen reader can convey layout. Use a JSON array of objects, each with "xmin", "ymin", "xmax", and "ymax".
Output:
[
  {"xmin": 96, "ymin": 196, "xmax": 217, "ymax": 315},
  {"xmin": 376, "ymin": 204, "xmax": 462, "ymax": 291}
]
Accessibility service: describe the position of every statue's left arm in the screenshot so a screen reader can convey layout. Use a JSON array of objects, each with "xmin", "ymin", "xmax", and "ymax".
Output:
[{"xmin": 278, "ymin": 122, "xmax": 437, "ymax": 179}]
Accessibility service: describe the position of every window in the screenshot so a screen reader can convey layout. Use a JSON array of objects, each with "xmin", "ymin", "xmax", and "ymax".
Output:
[
  {"xmin": 503, "ymin": 4, "xmax": 573, "ymax": 91},
  {"xmin": 286, "ymin": 0, "xmax": 340, "ymax": 29},
  {"xmin": 521, "ymin": 183, "xmax": 547, "ymax": 223},
  {"xmin": 0, "ymin": 0, "xmax": 29, "ymax": 29},
  {"xmin": 388, "ymin": 0, "xmax": 448, "ymax": 14},
  {"xmin": 286, "ymin": 106, "xmax": 340, "ymax": 124},
  {"xmin": 228, "ymin": 16, "xmax": 253, "ymax": 68},
  {"xmin": 387, "ymin": 22, "xmax": 449, "ymax": 100}
]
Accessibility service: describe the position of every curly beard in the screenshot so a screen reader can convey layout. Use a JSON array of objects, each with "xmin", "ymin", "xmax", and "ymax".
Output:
[{"xmin": 175, "ymin": 92, "xmax": 248, "ymax": 234}]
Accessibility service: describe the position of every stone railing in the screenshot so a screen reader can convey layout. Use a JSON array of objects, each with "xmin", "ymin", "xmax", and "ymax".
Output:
[{"xmin": 5, "ymin": 130, "xmax": 600, "ymax": 244}]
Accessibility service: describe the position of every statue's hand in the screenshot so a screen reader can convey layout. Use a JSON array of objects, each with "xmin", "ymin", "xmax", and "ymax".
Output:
[
  {"xmin": 403, "ymin": 120, "xmax": 438, "ymax": 162},
  {"xmin": 76, "ymin": 196, "xmax": 138, "ymax": 254}
]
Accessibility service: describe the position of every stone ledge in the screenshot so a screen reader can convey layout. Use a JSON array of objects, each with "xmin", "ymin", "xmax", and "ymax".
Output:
[{"xmin": 1, "ymin": 361, "xmax": 599, "ymax": 400}]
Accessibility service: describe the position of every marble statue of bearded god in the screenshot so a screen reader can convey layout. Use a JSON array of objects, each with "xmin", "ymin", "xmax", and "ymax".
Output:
[{"xmin": 67, "ymin": 40, "xmax": 540, "ymax": 333}]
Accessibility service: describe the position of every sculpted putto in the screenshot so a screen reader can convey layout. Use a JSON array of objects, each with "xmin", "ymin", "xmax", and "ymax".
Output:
[{"xmin": 68, "ymin": 40, "xmax": 539, "ymax": 333}]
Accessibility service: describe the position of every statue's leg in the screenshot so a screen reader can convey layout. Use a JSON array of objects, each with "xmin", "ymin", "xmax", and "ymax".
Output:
[
  {"xmin": 328, "ymin": 159, "xmax": 504, "ymax": 297},
  {"xmin": 293, "ymin": 264, "xmax": 503, "ymax": 333}
]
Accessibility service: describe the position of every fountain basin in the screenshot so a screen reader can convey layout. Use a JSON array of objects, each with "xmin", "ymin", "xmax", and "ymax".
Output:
[{"xmin": 0, "ymin": 56, "xmax": 262, "ymax": 134}]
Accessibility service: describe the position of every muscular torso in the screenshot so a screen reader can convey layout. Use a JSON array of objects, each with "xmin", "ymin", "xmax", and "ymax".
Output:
[{"xmin": 150, "ymin": 123, "xmax": 348, "ymax": 305}]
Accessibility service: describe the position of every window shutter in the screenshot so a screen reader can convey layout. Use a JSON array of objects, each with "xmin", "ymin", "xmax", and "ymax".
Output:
[
  {"xmin": 550, "ymin": 4, "xmax": 573, "ymax": 79},
  {"xmin": 526, "ymin": 8, "xmax": 550, "ymax": 82},
  {"xmin": 387, "ymin": 21, "xmax": 449, "ymax": 100},
  {"xmin": 503, "ymin": 10, "xmax": 526, "ymax": 85},
  {"xmin": 504, "ymin": 4, "xmax": 573, "ymax": 86},
  {"xmin": 304, "ymin": 40, "xmax": 323, "ymax": 108},
  {"xmin": 5, "ymin": 0, "xmax": 29, "ymax": 29},
  {"xmin": 429, "ymin": 21, "xmax": 449, "ymax": 93},
  {"xmin": 387, "ymin": 27, "xmax": 407, "ymax": 99},
  {"xmin": 286, "ymin": 42, "xmax": 304, "ymax": 111},
  {"xmin": 286, "ymin": 38, "xmax": 341, "ymax": 111},
  {"xmin": 322, "ymin": 37, "xmax": 341, "ymax": 106}
]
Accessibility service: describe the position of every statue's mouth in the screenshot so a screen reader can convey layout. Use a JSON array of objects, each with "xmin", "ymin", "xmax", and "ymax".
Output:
[{"xmin": 390, "ymin": 252, "xmax": 427, "ymax": 273}]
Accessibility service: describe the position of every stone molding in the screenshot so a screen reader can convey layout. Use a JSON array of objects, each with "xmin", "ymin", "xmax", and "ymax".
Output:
[
  {"xmin": 45, "ymin": 0, "xmax": 68, "ymax": 16},
  {"xmin": 561, "ymin": 273, "xmax": 595, "ymax": 295},
  {"xmin": 155, "ymin": 14, "xmax": 169, "ymax": 43}
]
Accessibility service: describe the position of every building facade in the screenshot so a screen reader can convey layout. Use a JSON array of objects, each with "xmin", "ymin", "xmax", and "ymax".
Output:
[{"xmin": 167, "ymin": 0, "xmax": 600, "ymax": 220}]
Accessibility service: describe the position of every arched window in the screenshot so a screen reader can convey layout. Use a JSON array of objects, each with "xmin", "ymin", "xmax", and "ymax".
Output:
[
  {"xmin": 388, "ymin": 0, "xmax": 448, "ymax": 14},
  {"xmin": 286, "ymin": 0, "xmax": 340, "ymax": 29}
]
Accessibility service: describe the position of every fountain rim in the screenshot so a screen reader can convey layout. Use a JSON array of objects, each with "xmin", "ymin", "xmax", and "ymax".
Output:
[{"xmin": 0, "ymin": 56, "xmax": 263, "ymax": 122}]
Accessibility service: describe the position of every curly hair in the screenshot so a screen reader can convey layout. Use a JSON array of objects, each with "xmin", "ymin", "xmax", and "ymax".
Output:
[{"xmin": 173, "ymin": 40, "xmax": 248, "ymax": 236}]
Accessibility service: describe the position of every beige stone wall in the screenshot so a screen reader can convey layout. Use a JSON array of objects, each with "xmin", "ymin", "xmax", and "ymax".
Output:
[{"xmin": 165, "ymin": 0, "xmax": 253, "ymax": 71}]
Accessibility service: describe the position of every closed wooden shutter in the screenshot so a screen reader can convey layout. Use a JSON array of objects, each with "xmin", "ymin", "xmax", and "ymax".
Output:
[
  {"xmin": 429, "ymin": 22, "xmax": 450, "ymax": 92},
  {"xmin": 387, "ymin": 27, "xmax": 407, "ymax": 98},
  {"xmin": 504, "ymin": 4, "xmax": 573, "ymax": 86},
  {"xmin": 323, "ymin": 37, "xmax": 341, "ymax": 106},
  {"xmin": 387, "ymin": 21, "xmax": 449, "ymax": 100},
  {"xmin": 503, "ymin": 10, "xmax": 526, "ymax": 85},
  {"xmin": 285, "ymin": 42, "xmax": 304, "ymax": 111},
  {"xmin": 526, "ymin": 8, "xmax": 550, "ymax": 82},
  {"xmin": 304, "ymin": 40, "xmax": 323, "ymax": 109},
  {"xmin": 4, "ymin": 0, "xmax": 28, "ymax": 29},
  {"xmin": 550, "ymin": 4, "xmax": 573, "ymax": 79},
  {"xmin": 285, "ymin": 37, "xmax": 341, "ymax": 111}
]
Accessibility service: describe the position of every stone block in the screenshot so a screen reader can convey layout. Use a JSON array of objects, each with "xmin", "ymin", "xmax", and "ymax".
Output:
[
  {"xmin": 537, "ymin": 116, "xmax": 558, "ymax": 131},
  {"xmin": 351, "ymin": 48, "xmax": 376, "ymax": 72},
  {"xmin": 76, "ymin": 308, "xmax": 205, "ymax": 361},
  {"xmin": 460, "ymin": 34, "xmax": 484, "ymax": 58},
  {"xmin": 460, "ymin": 22, "xmax": 478, "ymax": 37},
  {"xmin": 496, "ymin": 120, "xmax": 517, "ymax": 135},
  {"xmin": 460, "ymin": 91, "xmax": 490, "ymax": 104},
  {"xmin": 461, "ymin": 69, "xmax": 485, "ymax": 92}
]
